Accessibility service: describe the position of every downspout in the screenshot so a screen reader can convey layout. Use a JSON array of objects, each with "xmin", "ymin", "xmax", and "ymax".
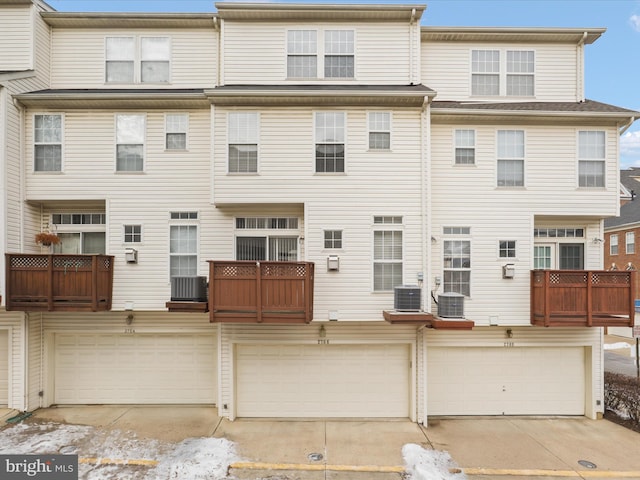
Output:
[
  {"xmin": 409, "ymin": 8, "xmax": 416, "ymax": 84},
  {"xmin": 421, "ymin": 96, "xmax": 432, "ymax": 314},
  {"xmin": 577, "ymin": 32, "xmax": 587, "ymax": 102},
  {"xmin": 213, "ymin": 16, "xmax": 221, "ymax": 87},
  {"xmin": 12, "ymin": 97, "xmax": 25, "ymax": 250}
]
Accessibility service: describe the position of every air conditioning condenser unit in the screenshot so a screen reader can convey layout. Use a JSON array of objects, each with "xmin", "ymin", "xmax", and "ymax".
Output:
[
  {"xmin": 438, "ymin": 292, "xmax": 464, "ymax": 318},
  {"xmin": 171, "ymin": 276, "xmax": 208, "ymax": 302},
  {"xmin": 394, "ymin": 285, "xmax": 422, "ymax": 311}
]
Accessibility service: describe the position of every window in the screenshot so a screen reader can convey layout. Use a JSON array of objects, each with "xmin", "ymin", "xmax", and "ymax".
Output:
[
  {"xmin": 166, "ymin": 113, "xmax": 188, "ymax": 150},
  {"xmin": 472, "ymin": 49, "xmax": 534, "ymax": 97},
  {"xmin": 559, "ymin": 244, "xmax": 584, "ymax": 270},
  {"xmin": 124, "ymin": 225, "xmax": 142, "ymax": 243},
  {"xmin": 315, "ymin": 112, "xmax": 345, "ymax": 173},
  {"xmin": 116, "ymin": 114, "xmax": 145, "ymax": 172},
  {"xmin": 51, "ymin": 212, "xmax": 106, "ymax": 254},
  {"xmin": 368, "ymin": 112, "xmax": 391, "ymax": 150},
  {"xmin": 373, "ymin": 230, "xmax": 403, "ymax": 291},
  {"xmin": 228, "ymin": 112, "xmax": 259, "ymax": 173},
  {"xmin": 170, "ymin": 211, "xmax": 198, "ymax": 277},
  {"xmin": 141, "ymin": 37, "xmax": 170, "ymax": 83},
  {"xmin": 578, "ymin": 131, "xmax": 605, "ymax": 187},
  {"xmin": 497, "ymin": 130, "xmax": 524, "ymax": 187},
  {"xmin": 533, "ymin": 245, "xmax": 552, "ymax": 269},
  {"xmin": 499, "ymin": 240, "xmax": 516, "ymax": 258},
  {"xmin": 454, "ymin": 129, "xmax": 475, "ymax": 165},
  {"xmin": 471, "ymin": 50, "xmax": 499, "ymax": 96},
  {"xmin": 610, "ymin": 234, "xmax": 619, "ymax": 255},
  {"xmin": 106, "ymin": 36, "xmax": 170, "ymax": 84},
  {"xmin": 236, "ymin": 217, "xmax": 298, "ymax": 229},
  {"xmin": 507, "ymin": 50, "xmax": 535, "ymax": 96},
  {"xmin": 324, "ymin": 230, "xmax": 342, "ymax": 249},
  {"xmin": 106, "ymin": 37, "xmax": 134, "ymax": 83},
  {"xmin": 287, "ymin": 30, "xmax": 317, "ymax": 78},
  {"xmin": 236, "ymin": 236, "xmax": 298, "ymax": 261},
  {"xmin": 34, "ymin": 114, "xmax": 62, "ymax": 172},
  {"xmin": 627, "ymin": 232, "xmax": 635, "ymax": 254},
  {"xmin": 443, "ymin": 227, "xmax": 471, "ymax": 296},
  {"xmin": 534, "ymin": 228, "xmax": 584, "ymax": 238},
  {"xmin": 324, "ymin": 30, "xmax": 354, "ymax": 78}
]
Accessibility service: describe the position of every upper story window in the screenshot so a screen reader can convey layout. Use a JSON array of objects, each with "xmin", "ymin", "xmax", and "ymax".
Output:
[
  {"xmin": 287, "ymin": 30, "xmax": 317, "ymax": 78},
  {"xmin": 472, "ymin": 49, "xmax": 535, "ymax": 97},
  {"xmin": 368, "ymin": 112, "xmax": 391, "ymax": 150},
  {"xmin": 610, "ymin": 234, "xmax": 618, "ymax": 255},
  {"xmin": 116, "ymin": 114, "xmax": 145, "ymax": 172},
  {"xmin": 324, "ymin": 230, "xmax": 343, "ymax": 249},
  {"xmin": 443, "ymin": 226, "xmax": 471, "ymax": 297},
  {"xmin": 165, "ymin": 113, "xmax": 188, "ymax": 150},
  {"xmin": 106, "ymin": 36, "xmax": 170, "ymax": 84},
  {"xmin": 315, "ymin": 112, "xmax": 345, "ymax": 173},
  {"xmin": 124, "ymin": 224, "xmax": 142, "ymax": 243},
  {"xmin": 169, "ymin": 211, "xmax": 198, "ymax": 277},
  {"xmin": 228, "ymin": 112, "xmax": 259, "ymax": 173},
  {"xmin": 286, "ymin": 29, "xmax": 354, "ymax": 79},
  {"xmin": 499, "ymin": 240, "xmax": 516, "ymax": 258},
  {"xmin": 578, "ymin": 130, "xmax": 605, "ymax": 188},
  {"xmin": 497, "ymin": 130, "xmax": 524, "ymax": 187},
  {"xmin": 34, "ymin": 114, "xmax": 62, "ymax": 172},
  {"xmin": 325, "ymin": 30, "xmax": 354, "ymax": 78},
  {"xmin": 626, "ymin": 232, "xmax": 635, "ymax": 254},
  {"xmin": 454, "ymin": 129, "xmax": 475, "ymax": 165}
]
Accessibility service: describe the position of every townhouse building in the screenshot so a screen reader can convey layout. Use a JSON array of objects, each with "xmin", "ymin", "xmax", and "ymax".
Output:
[{"xmin": 0, "ymin": 1, "xmax": 637, "ymax": 423}]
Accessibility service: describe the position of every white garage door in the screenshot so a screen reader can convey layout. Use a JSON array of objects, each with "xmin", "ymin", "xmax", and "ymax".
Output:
[
  {"xmin": 236, "ymin": 344, "xmax": 410, "ymax": 418},
  {"xmin": 55, "ymin": 333, "xmax": 216, "ymax": 404},
  {"xmin": 427, "ymin": 347, "xmax": 585, "ymax": 415},
  {"xmin": 0, "ymin": 330, "xmax": 8, "ymax": 406}
]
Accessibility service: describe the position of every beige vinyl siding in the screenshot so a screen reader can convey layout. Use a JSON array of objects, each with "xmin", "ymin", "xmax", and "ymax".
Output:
[
  {"xmin": 0, "ymin": 6, "xmax": 33, "ymax": 71},
  {"xmin": 50, "ymin": 28, "xmax": 217, "ymax": 88},
  {"xmin": 26, "ymin": 313, "xmax": 42, "ymax": 411},
  {"xmin": 218, "ymin": 322, "xmax": 417, "ymax": 420},
  {"xmin": 421, "ymin": 41, "xmax": 578, "ymax": 102},
  {"xmin": 222, "ymin": 21, "xmax": 411, "ymax": 84},
  {"xmin": 0, "ymin": 312, "xmax": 26, "ymax": 410},
  {"xmin": 430, "ymin": 123, "xmax": 617, "ymax": 325},
  {"xmin": 214, "ymin": 107, "xmax": 425, "ymax": 320},
  {"xmin": 425, "ymin": 326, "xmax": 603, "ymax": 419},
  {"xmin": 39, "ymin": 312, "xmax": 216, "ymax": 407}
]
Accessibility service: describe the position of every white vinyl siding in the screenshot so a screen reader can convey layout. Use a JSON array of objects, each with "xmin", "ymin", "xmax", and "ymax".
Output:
[
  {"xmin": 0, "ymin": 329, "xmax": 8, "ymax": 406},
  {"xmin": 578, "ymin": 131, "xmax": 606, "ymax": 188},
  {"xmin": 422, "ymin": 42, "xmax": 575, "ymax": 102},
  {"xmin": 0, "ymin": 6, "xmax": 32, "ymax": 71},
  {"xmin": 51, "ymin": 28, "xmax": 216, "ymax": 88},
  {"xmin": 223, "ymin": 22, "xmax": 411, "ymax": 84}
]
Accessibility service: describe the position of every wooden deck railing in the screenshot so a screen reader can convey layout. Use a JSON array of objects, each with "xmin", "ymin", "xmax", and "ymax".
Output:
[
  {"xmin": 208, "ymin": 261, "xmax": 314, "ymax": 324},
  {"xmin": 5, "ymin": 254, "xmax": 114, "ymax": 312},
  {"xmin": 531, "ymin": 270, "xmax": 635, "ymax": 327}
]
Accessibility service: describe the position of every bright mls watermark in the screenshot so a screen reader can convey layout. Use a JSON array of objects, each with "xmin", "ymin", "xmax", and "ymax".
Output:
[{"xmin": 0, "ymin": 455, "xmax": 78, "ymax": 479}]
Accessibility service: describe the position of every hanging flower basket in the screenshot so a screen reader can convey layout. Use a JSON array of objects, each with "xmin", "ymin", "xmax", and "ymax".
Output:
[{"xmin": 35, "ymin": 232, "xmax": 61, "ymax": 246}]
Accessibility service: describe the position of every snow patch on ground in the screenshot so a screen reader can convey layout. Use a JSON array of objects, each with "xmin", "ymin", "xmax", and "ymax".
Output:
[
  {"xmin": 0, "ymin": 421, "xmax": 239, "ymax": 480},
  {"xmin": 402, "ymin": 443, "xmax": 467, "ymax": 480},
  {"xmin": 604, "ymin": 342, "xmax": 632, "ymax": 350}
]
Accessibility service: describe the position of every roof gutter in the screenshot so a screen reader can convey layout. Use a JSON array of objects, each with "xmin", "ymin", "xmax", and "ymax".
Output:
[{"xmin": 620, "ymin": 116, "xmax": 636, "ymax": 135}]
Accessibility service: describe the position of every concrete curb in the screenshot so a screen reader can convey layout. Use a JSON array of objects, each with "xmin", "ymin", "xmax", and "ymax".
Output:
[{"xmin": 229, "ymin": 461, "xmax": 405, "ymax": 473}]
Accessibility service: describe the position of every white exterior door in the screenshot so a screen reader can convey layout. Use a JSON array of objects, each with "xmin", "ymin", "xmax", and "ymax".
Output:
[
  {"xmin": 236, "ymin": 344, "xmax": 410, "ymax": 418},
  {"xmin": 0, "ymin": 330, "xmax": 8, "ymax": 406},
  {"xmin": 54, "ymin": 333, "xmax": 216, "ymax": 404},
  {"xmin": 427, "ymin": 347, "xmax": 585, "ymax": 415}
]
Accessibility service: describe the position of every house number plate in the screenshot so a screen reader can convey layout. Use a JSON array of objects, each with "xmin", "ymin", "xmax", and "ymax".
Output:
[
  {"xmin": 124, "ymin": 328, "xmax": 136, "ymax": 334},
  {"xmin": 503, "ymin": 341, "xmax": 514, "ymax": 347}
]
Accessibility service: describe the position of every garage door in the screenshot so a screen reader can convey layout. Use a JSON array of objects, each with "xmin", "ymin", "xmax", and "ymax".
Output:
[
  {"xmin": 54, "ymin": 333, "xmax": 216, "ymax": 404},
  {"xmin": 236, "ymin": 344, "xmax": 409, "ymax": 418},
  {"xmin": 427, "ymin": 347, "xmax": 585, "ymax": 415},
  {"xmin": 0, "ymin": 330, "xmax": 8, "ymax": 406}
]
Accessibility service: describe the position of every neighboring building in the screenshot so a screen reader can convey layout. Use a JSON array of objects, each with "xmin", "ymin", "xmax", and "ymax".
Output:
[
  {"xmin": 605, "ymin": 168, "xmax": 640, "ymax": 301},
  {"xmin": 1, "ymin": 1, "xmax": 637, "ymax": 422}
]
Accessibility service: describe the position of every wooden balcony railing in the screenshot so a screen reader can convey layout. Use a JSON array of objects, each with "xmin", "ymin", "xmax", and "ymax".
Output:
[
  {"xmin": 5, "ymin": 254, "xmax": 114, "ymax": 312},
  {"xmin": 208, "ymin": 261, "xmax": 314, "ymax": 324},
  {"xmin": 531, "ymin": 270, "xmax": 635, "ymax": 327}
]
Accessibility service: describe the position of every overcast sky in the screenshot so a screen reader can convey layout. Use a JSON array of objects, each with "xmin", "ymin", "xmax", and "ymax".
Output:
[{"xmin": 46, "ymin": 0, "xmax": 640, "ymax": 168}]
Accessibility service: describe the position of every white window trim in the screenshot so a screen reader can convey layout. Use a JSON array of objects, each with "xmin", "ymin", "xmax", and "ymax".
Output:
[
  {"xmin": 168, "ymin": 211, "xmax": 200, "ymax": 279},
  {"xmin": 610, "ymin": 234, "xmax": 619, "ymax": 256},
  {"xmin": 114, "ymin": 113, "xmax": 146, "ymax": 173},
  {"xmin": 367, "ymin": 111, "xmax": 392, "ymax": 151},
  {"xmin": 442, "ymin": 227, "xmax": 472, "ymax": 297},
  {"xmin": 105, "ymin": 36, "xmax": 171, "ymax": 85},
  {"xmin": 164, "ymin": 112, "xmax": 189, "ymax": 151},
  {"xmin": 313, "ymin": 111, "xmax": 347, "ymax": 174},
  {"xmin": 498, "ymin": 240, "xmax": 517, "ymax": 259},
  {"xmin": 496, "ymin": 129, "xmax": 526, "ymax": 188},
  {"xmin": 227, "ymin": 111, "xmax": 260, "ymax": 175},
  {"xmin": 285, "ymin": 28, "xmax": 356, "ymax": 80},
  {"xmin": 123, "ymin": 224, "xmax": 143, "ymax": 244},
  {"xmin": 626, "ymin": 232, "xmax": 635, "ymax": 254},
  {"xmin": 577, "ymin": 129, "xmax": 607, "ymax": 189},
  {"xmin": 33, "ymin": 113, "xmax": 64, "ymax": 173},
  {"xmin": 372, "ymin": 216, "xmax": 404, "ymax": 293},
  {"xmin": 470, "ymin": 48, "xmax": 536, "ymax": 98},
  {"xmin": 453, "ymin": 127, "xmax": 476, "ymax": 166}
]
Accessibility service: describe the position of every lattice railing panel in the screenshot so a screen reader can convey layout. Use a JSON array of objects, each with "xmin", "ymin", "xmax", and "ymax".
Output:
[
  {"xmin": 53, "ymin": 256, "xmax": 92, "ymax": 269},
  {"xmin": 10, "ymin": 256, "xmax": 49, "ymax": 269},
  {"xmin": 215, "ymin": 264, "xmax": 257, "ymax": 277},
  {"xmin": 262, "ymin": 263, "xmax": 308, "ymax": 278}
]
